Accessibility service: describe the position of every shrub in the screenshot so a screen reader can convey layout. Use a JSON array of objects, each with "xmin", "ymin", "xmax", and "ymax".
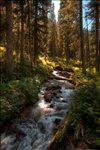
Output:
[
  {"xmin": 0, "ymin": 98, "xmax": 12, "ymax": 127},
  {"xmin": 0, "ymin": 76, "xmax": 44, "ymax": 127},
  {"xmin": 71, "ymin": 82, "xmax": 100, "ymax": 136}
]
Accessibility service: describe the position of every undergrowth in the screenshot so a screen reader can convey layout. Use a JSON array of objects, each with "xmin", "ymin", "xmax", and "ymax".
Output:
[
  {"xmin": 0, "ymin": 59, "xmax": 52, "ymax": 128},
  {"xmin": 71, "ymin": 81, "xmax": 100, "ymax": 144}
]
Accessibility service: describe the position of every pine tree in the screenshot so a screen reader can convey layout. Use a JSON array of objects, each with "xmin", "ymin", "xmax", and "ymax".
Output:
[
  {"xmin": 79, "ymin": 0, "xmax": 86, "ymax": 74},
  {"xmin": 5, "ymin": 1, "xmax": 14, "ymax": 74}
]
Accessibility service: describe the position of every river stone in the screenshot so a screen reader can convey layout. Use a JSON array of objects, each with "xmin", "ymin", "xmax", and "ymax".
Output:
[
  {"xmin": 44, "ymin": 91, "xmax": 55, "ymax": 102},
  {"xmin": 49, "ymin": 103, "xmax": 54, "ymax": 108},
  {"xmin": 38, "ymin": 122, "xmax": 46, "ymax": 133},
  {"xmin": 55, "ymin": 110, "xmax": 67, "ymax": 117},
  {"xmin": 46, "ymin": 85, "xmax": 61, "ymax": 91},
  {"xmin": 54, "ymin": 118, "xmax": 62, "ymax": 125},
  {"xmin": 54, "ymin": 102, "xmax": 68, "ymax": 110}
]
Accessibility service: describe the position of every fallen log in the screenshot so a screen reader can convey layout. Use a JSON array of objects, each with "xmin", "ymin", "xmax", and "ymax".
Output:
[{"xmin": 47, "ymin": 113, "xmax": 72, "ymax": 150}]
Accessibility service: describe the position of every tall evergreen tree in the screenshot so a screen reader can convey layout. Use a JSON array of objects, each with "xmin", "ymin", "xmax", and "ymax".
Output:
[
  {"xmin": 5, "ymin": 1, "xmax": 14, "ymax": 74},
  {"xmin": 79, "ymin": 0, "xmax": 86, "ymax": 74}
]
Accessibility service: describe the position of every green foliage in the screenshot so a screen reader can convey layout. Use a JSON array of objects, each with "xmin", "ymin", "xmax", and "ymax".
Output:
[
  {"xmin": 0, "ymin": 64, "xmax": 50, "ymax": 127},
  {"xmin": 0, "ymin": 78, "xmax": 40, "ymax": 127},
  {"xmin": 33, "ymin": 65, "xmax": 51, "ymax": 78},
  {"xmin": 71, "ymin": 82, "xmax": 100, "ymax": 141},
  {"xmin": 0, "ymin": 98, "xmax": 12, "ymax": 126},
  {"xmin": 17, "ymin": 78, "xmax": 40, "ymax": 104}
]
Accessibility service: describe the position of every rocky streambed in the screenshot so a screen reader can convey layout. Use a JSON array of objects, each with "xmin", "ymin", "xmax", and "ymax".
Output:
[{"xmin": 0, "ymin": 70, "xmax": 74, "ymax": 150}]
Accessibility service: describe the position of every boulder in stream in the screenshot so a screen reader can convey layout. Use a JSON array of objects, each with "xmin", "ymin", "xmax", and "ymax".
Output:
[
  {"xmin": 44, "ymin": 91, "xmax": 55, "ymax": 102},
  {"xmin": 54, "ymin": 118, "xmax": 62, "ymax": 125},
  {"xmin": 46, "ymin": 85, "xmax": 61, "ymax": 91},
  {"xmin": 38, "ymin": 122, "xmax": 46, "ymax": 134}
]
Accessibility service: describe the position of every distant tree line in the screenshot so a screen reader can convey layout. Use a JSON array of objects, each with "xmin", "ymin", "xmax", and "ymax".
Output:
[{"xmin": 0, "ymin": 0, "xmax": 100, "ymax": 76}]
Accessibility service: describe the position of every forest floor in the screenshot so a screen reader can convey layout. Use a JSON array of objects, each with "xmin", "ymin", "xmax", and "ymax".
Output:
[{"xmin": 0, "ymin": 56, "xmax": 100, "ymax": 150}]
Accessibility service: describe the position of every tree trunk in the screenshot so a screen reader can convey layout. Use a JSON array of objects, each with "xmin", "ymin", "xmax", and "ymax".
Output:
[
  {"xmin": 27, "ymin": 0, "xmax": 33, "ymax": 66},
  {"xmin": 80, "ymin": 0, "xmax": 86, "ymax": 74},
  {"xmin": 16, "ymin": 14, "xmax": 20, "ymax": 64},
  {"xmin": 86, "ymin": 16, "xmax": 90, "ymax": 65},
  {"xmin": 5, "ymin": 1, "xmax": 14, "ymax": 75},
  {"xmin": 20, "ymin": 0, "xmax": 24, "ymax": 65},
  {"xmin": 34, "ymin": 0, "xmax": 38, "ymax": 64},
  {"xmin": 44, "ymin": 5, "xmax": 48, "ymax": 62},
  {"xmin": 95, "ymin": 3, "xmax": 100, "ymax": 72},
  {"xmin": 0, "ymin": 7, "xmax": 1, "ymax": 43},
  {"xmin": 66, "ymin": 40, "xmax": 70, "ymax": 65}
]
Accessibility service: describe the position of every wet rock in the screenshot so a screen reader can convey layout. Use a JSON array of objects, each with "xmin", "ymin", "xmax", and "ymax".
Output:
[
  {"xmin": 38, "ymin": 122, "xmax": 46, "ymax": 133},
  {"xmin": 15, "ymin": 129, "xmax": 26, "ymax": 140},
  {"xmin": 54, "ymin": 118, "xmax": 62, "ymax": 125},
  {"xmin": 44, "ymin": 91, "xmax": 55, "ymax": 102},
  {"xmin": 54, "ymin": 102, "xmax": 68, "ymax": 111},
  {"xmin": 55, "ymin": 110, "xmax": 67, "ymax": 117},
  {"xmin": 46, "ymin": 85, "xmax": 61, "ymax": 91},
  {"xmin": 59, "ymin": 90, "xmax": 62, "ymax": 93},
  {"xmin": 56, "ymin": 95, "xmax": 60, "ymax": 99},
  {"xmin": 50, "ymin": 103, "xmax": 54, "ymax": 108}
]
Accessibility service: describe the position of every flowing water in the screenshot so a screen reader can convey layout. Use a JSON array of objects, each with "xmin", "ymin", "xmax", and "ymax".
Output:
[{"xmin": 0, "ymin": 71, "xmax": 74, "ymax": 150}]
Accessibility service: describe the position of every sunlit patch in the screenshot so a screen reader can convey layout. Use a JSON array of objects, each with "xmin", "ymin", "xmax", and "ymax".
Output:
[
  {"xmin": 0, "ymin": 46, "xmax": 6, "ymax": 58},
  {"xmin": 38, "ymin": 100, "xmax": 55, "ymax": 113},
  {"xmin": 39, "ymin": 56, "xmax": 56, "ymax": 68},
  {"xmin": 93, "ymin": 67, "xmax": 96, "ymax": 74},
  {"xmin": 52, "ymin": 70, "xmax": 66, "ymax": 80},
  {"xmin": 72, "ymin": 66, "xmax": 80, "ymax": 71},
  {"xmin": 13, "ymin": 50, "xmax": 16, "ymax": 56},
  {"xmin": 0, "ymin": 46, "xmax": 6, "ymax": 52},
  {"xmin": 38, "ymin": 100, "xmax": 49, "ymax": 109},
  {"xmin": 43, "ymin": 107, "xmax": 55, "ymax": 113}
]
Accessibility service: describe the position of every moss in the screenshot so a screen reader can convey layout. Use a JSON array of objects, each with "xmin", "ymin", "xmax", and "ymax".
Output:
[{"xmin": 47, "ymin": 113, "xmax": 72, "ymax": 150}]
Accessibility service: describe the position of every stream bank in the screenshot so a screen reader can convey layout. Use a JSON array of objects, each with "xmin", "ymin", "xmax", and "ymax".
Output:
[{"xmin": 0, "ymin": 70, "xmax": 74, "ymax": 150}]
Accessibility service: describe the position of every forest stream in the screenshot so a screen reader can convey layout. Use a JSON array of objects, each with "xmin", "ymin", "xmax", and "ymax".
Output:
[{"xmin": 0, "ymin": 70, "xmax": 74, "ymax": 150}]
